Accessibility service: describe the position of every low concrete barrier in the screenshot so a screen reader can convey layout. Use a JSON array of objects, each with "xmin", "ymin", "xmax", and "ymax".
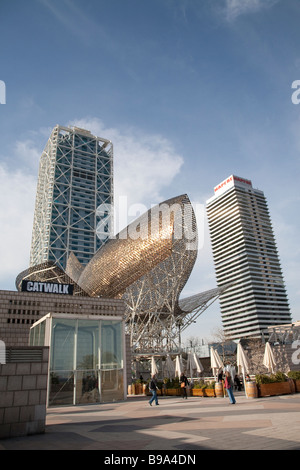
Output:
[{"xmin": 0, "ymin": 347, "xmax": 49, "ymax": 439}]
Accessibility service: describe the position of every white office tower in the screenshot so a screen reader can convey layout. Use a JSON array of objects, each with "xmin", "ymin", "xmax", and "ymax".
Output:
[
  {"xmin": 206, "ymin": 175, "xmax": 291, "ymax": 340},
  {"xmin": 30, "ymin": 125, "xmax": 113, "ymax": 270}
]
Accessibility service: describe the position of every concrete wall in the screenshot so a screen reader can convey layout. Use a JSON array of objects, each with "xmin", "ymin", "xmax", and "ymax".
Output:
[
  {"xmin": 0, "ymin": 347, "xmax": 49, "ymax": 439},
  {"xmin": 244, "ymin": 343, "xmax": 300, "ymax": 375}
]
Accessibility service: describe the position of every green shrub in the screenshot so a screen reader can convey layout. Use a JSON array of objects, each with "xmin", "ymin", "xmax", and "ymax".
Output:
[
  {"xmin": 255, "ymin": 371, "xmax": 287, "ymax": 384},
  {"xmin": 193, "ymin": 380, "xmax": 215, "ymax": 389},
  {"xmin": 164, "ymin": 377, "xmax": 180, "ymax": 389},
  {"xmin": 256, "ymin": 375, "xmax": 269, "ymax": 384},
  {"xmin": 273, "ymin": 371, "xmax": 286, "ymax": 383},
  {"xmin": 133, "ymin": 379, "xmax": 142, "ymax": 385},
  {"xmin": 287, "ymin": 371, "xmax": 300, "ymax": 380},
  {"xmin": 193, "ymin": 380, "xmax": 205, "ymax": 389},
  {"xmin": 193, "ymin": 381, "xmax": 201, "ymax": 389}
]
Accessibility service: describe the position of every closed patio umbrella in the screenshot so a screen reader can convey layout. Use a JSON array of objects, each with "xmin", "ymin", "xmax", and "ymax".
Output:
[
  {"xmin": 193, "ymin": 353, "xmax": 204, "ymax": 376},
  {"xmin": 263, "ymin": 342, "xmax": 276, "ymax": 374},
  {"xmin": 237, "ymin": 342, "xmax": 251, "ymax": 376},
  {"xmin": 187, "ymin": 352, "xmax": 197, "ymax": 379},
  {"xmin": 175, "ymin": 355, "xmax": 183, "ymax": 377},
  {"xmin": 165, "ymin": 354, "xmax": 175, "ymax": 379},
  {"xmin": 151, "ymin": 356, "xmax": 158, "ymax": 376},
  {"xmin": 210, "ymin": 347, "xmax": 223, "ymax": 381}
]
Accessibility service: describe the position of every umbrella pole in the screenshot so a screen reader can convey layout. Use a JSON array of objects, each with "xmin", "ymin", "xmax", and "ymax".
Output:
[{"xmin": 242, "ymin": 369, "xmax": 248, "ymax": 398}]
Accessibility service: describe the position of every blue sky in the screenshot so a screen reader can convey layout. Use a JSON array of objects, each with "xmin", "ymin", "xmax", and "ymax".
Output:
[{"xmin": 0, "ymin": 0, "xmax": 299, "ymax": 342}]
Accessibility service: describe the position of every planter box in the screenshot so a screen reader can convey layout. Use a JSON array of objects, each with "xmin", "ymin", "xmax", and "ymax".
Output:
[
  {"xmin": 191, "ymin": 388, "xmax": 215, "ymax": 397},
  {"xmin": 190, "ymin": 388, "xmax": 203, "ymax": 396},
  {"xmin": 258, "ymin": 381, "xmax": 292, "ymax": 397},
  {"xmin": 203, "ymin": 389, "xmax": 216, "ymax": 397},
  {"xmin": 165, "ymin": 388, "xmax": 181, "ymax": 396}
]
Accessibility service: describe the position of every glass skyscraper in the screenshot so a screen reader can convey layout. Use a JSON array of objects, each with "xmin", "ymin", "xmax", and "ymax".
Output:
[
  {"xmin": 206, "ymin": 175, "xmax": 291, "ymax": 340},
  {"xmin": 30, "ymin": 125, "xmax": 113, "ymax": 270}
]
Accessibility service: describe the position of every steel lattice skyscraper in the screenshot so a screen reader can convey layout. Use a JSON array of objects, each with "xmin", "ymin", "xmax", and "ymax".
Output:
[
  {"xmin": 206, "ymin": 175, "xmax": 291, "ymax": 340},
  {"xmin": 30, "ymin": 125, "xmax": 113, "ymax": 270}
]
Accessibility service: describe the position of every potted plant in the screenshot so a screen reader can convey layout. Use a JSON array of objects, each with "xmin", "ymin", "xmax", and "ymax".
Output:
[
  {"xmin": 190, "ymin": 380, "xmax": 203, "ymax": 396},
  {"xmin": 165, "ymin": 377, "xmax": 181, "ymax": 396},
  {"xmin": 143, "ymin": 380, "xmax": 151, "ymax": 396},
  {"xmin": 255, "ymin": 371, "xmax": 293, "ymax": 397},
  {"xmin": 191, "ymin": 380, "xmax": 216, "ymax": 397},
  {"xmin": 128, "ymin": 379, "xmax": 146, "ymax": 395},
  {"xmin": 135, "ymin": 379, "xmax": 145, "ymax": 395},
  {"xmin": 204, "ymin": 381, "xmax": 216, "ymax": 397}
]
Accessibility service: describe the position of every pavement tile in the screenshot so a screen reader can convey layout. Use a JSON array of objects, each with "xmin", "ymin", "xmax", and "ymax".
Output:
[{"xmin": 1, "ymin": 394, "xmax": 300, "ymax": 451}]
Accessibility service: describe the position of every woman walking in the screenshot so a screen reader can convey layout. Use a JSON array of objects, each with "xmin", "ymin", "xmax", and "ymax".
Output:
[
  {"xmin": 180, "ymin": 372, "xmax": 189, "ymax": 399},
  {"xmin": 224, "ymin": 371, "xmax": 236, "ymax": 404}
]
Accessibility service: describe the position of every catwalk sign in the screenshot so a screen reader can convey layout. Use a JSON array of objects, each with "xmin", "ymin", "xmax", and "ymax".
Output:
[{"xmin": 21, "ymin": 280, "xmax": 74, "ymax": 295}]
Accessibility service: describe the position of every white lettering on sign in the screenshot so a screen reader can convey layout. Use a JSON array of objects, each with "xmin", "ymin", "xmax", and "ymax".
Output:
[
  {"xmin": 214, "ymin": 175, "xmax": 233, "ymax": 194},
  {"xmin": 233, "ymin": 175, "xmax": 252, "ymax": 186},
  {"xmin": 22, "ymin": 280, "xmax": 72, "ymax": 295},
  {"xmin": 214, "ymin": 175, "xmax": 252, "ymax": 196}
]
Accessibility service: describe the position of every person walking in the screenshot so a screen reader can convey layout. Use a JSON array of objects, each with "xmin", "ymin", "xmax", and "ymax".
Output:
[
  {"xmin": 149, "ymin": 374, "xmax": 159, "ymax": 406},
  {"xmin": 234, "ymin": 374, "xmax": 242, "ymax": 391},
  {"xmin": 224, "ymin": 371, "xmax": 236, "ymax": 404},
  {"xmin": 217, "ymin": 368, "xmax": 224, "ymax": 383},
  {"xmin": 180, "ymin": 372, "xmax": 189, "ymax": 399}
]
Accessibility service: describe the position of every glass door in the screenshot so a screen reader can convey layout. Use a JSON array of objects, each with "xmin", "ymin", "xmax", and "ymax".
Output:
[
  {"xmin": 100, "ymin": 320, "xmax": 124, "ymax": 402},
  {"xmin": 75, "ymin": 370, "xmax": 100, "ymax": 404},
  {"xmin": 75, "ymin": 319, "xmax": 100, "ymax": 404},
  {"xmin": 48, "ymin": 318, "xmax": 76, "ymax": 406}
]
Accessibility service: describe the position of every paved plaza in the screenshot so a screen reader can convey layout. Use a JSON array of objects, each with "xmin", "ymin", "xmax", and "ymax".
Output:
[{"xmin": 1, "ymin": 392, "xmax": 300, "ymax": 451}]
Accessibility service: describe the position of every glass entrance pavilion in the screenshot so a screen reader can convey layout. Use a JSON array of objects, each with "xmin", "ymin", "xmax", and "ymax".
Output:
[{"xmin": 30, "ymin": 313, "xmax": 126, "ymax": 406}]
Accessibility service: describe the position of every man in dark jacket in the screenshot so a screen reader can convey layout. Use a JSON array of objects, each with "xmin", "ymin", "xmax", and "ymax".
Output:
[{"xmin": 149, "ymin": 374, "xmax": 159, "ymax": 406}]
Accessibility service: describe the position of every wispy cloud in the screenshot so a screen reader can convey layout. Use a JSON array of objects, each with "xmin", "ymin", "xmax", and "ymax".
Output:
[
  {"xmin": 38, "ymin": 0, "xmax": 96, "ymax": 44},
  {"xmin": 0, "ymin": 119, "xmax": 184, "ymax": 287},
  {"xmin": 68, "ymin": 117, "xmax": 184, "ymax": 225},
  {"xmin": 0, "ymin": 134, "xmax": 46, "ymax": 287},
  {"xmin": 222, "ymin": 0, "xmax": 280, "ymax": 21},
  {"xmin": 0, "ymin": 165, "xmax": 36, "ymax": 286}
]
